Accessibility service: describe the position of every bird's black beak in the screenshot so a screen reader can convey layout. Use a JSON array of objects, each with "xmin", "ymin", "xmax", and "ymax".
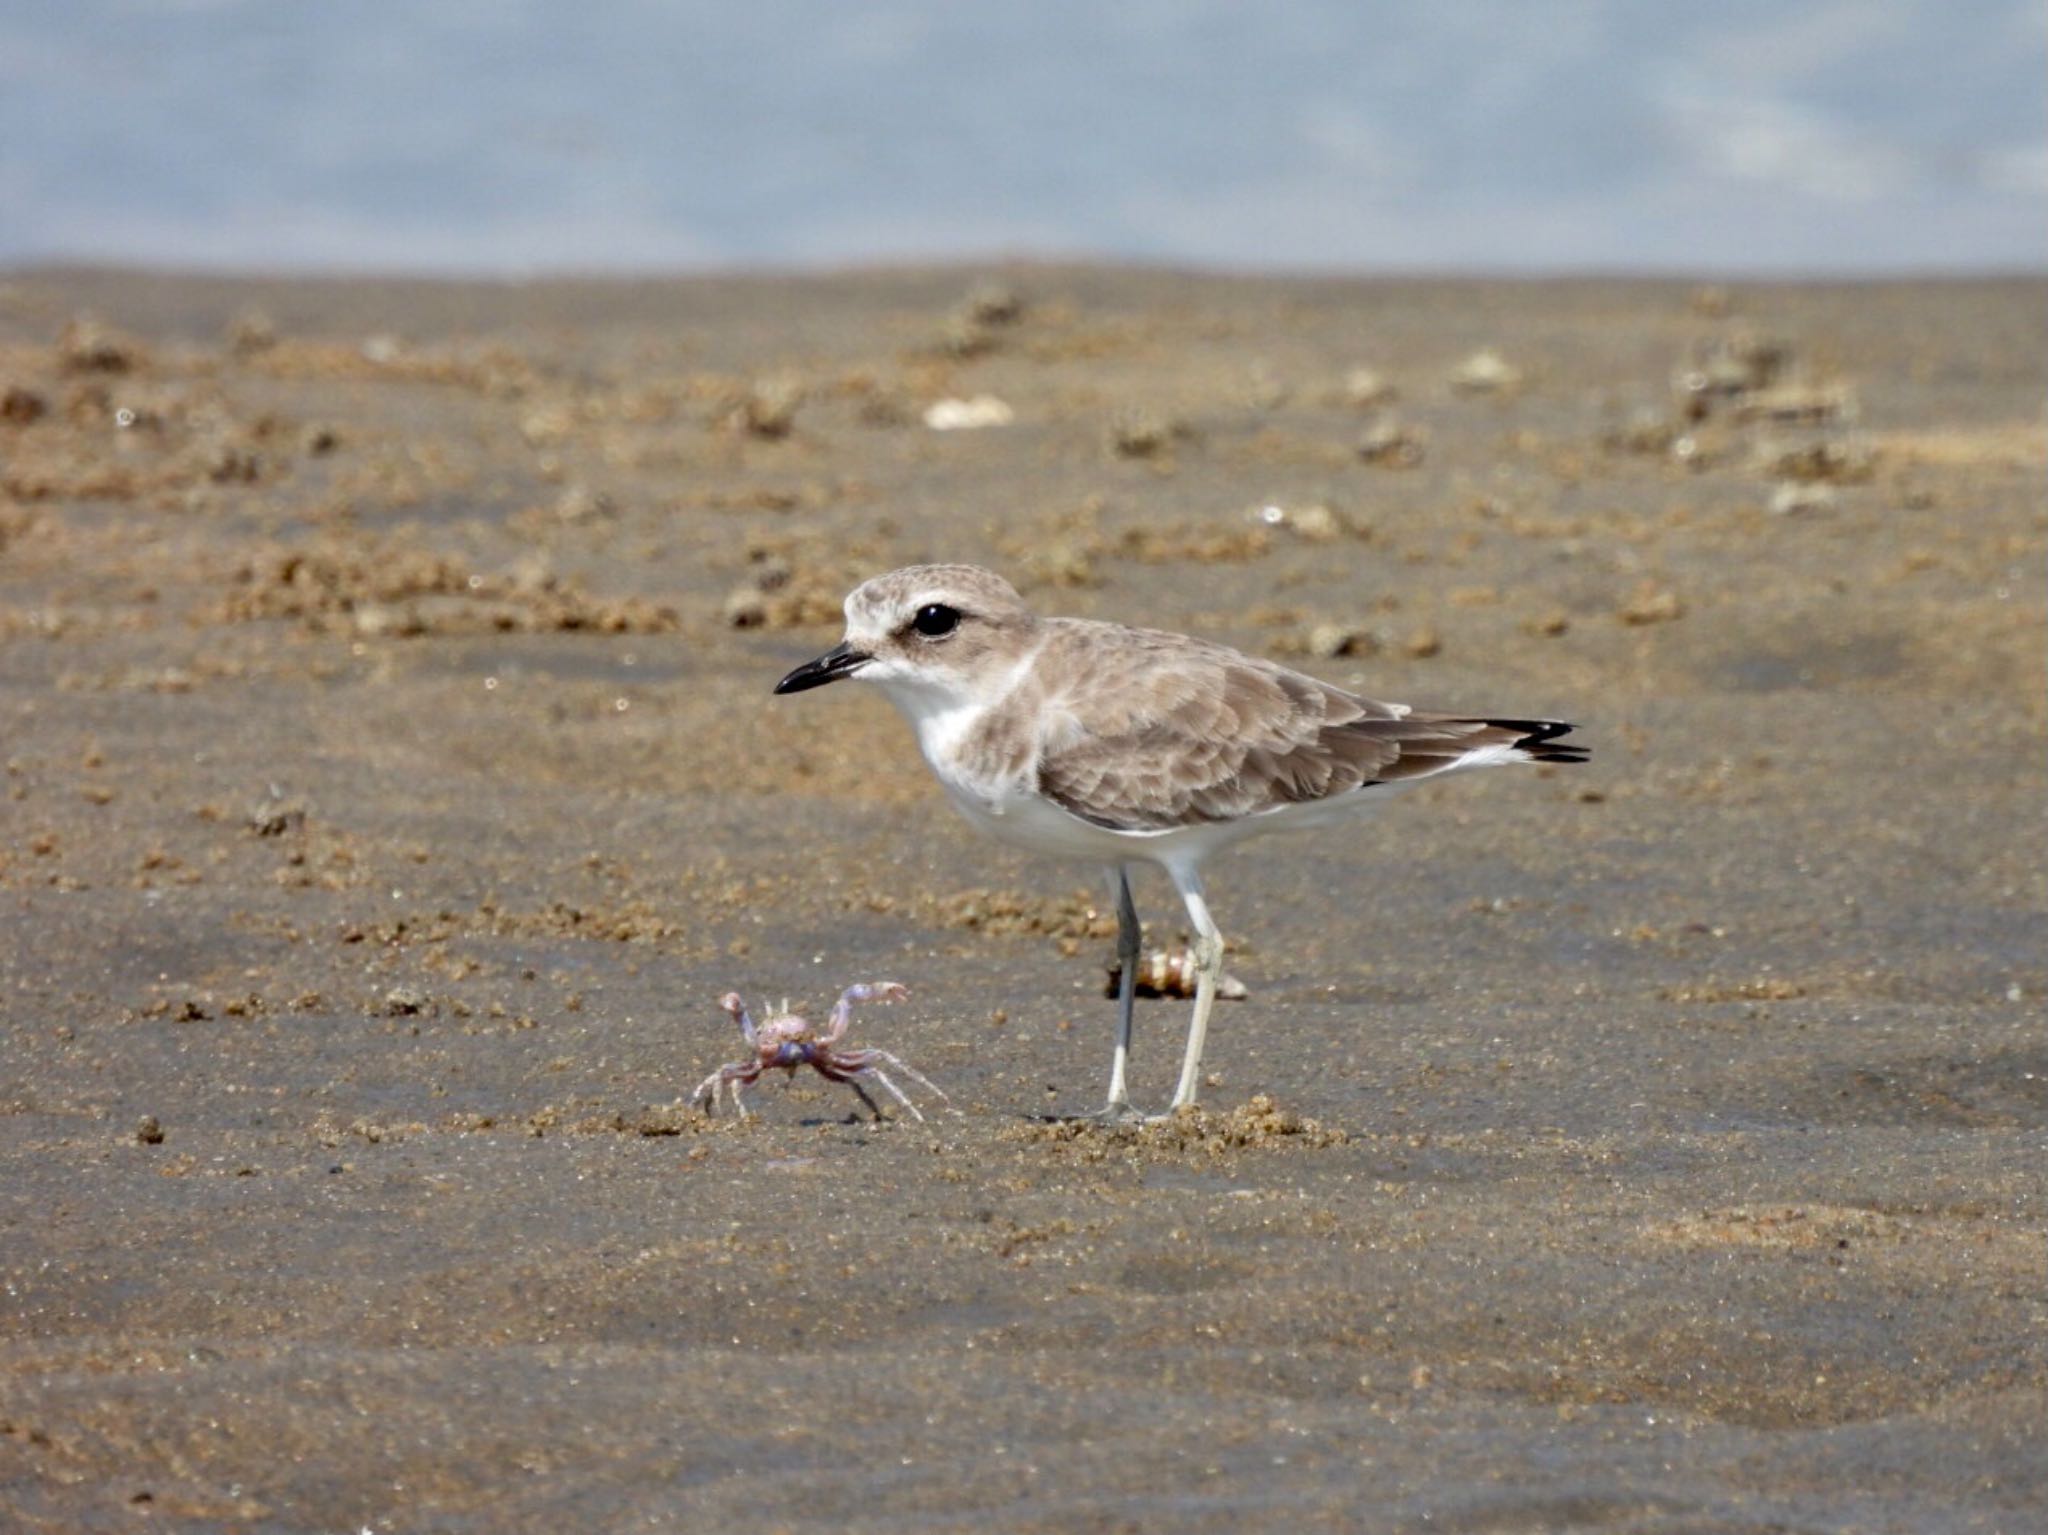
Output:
[{"xmin": 774, "ymin": 640, "xmax": 870, "ymax": 695}]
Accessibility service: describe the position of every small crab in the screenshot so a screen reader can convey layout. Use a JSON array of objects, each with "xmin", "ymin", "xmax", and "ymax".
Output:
[{"xmin": 692, "ymin": 982, "xmax": 952, "ymax": 1121}]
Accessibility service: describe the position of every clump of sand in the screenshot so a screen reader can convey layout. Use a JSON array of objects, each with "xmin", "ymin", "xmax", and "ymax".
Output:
[{"xmin": 1014, "ymin": 1093, "xmax": 1348, "ymax": 1160}]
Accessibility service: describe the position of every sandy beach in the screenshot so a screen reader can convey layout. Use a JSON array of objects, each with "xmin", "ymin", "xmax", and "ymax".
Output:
[{"xmin": 0, "ymin": 265, "xmax": 2042, "ymax": 1532}]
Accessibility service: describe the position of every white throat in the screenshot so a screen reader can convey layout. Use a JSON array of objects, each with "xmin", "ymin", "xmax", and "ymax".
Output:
[
  {"xmin": 870, "ymin": 640, "xmax": 1045, "ymax": 783},
  {"xmin": 880, "ymin": 677, "xmax": 984, "ymax": 765}
]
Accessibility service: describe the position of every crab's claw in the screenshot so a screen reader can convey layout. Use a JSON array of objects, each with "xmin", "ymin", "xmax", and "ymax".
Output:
[
  {"xmin": 846, "ymin": 982, "xmax": 908, "ymax": 1006},
  {"xmin": 719, "ymin": 991, "xmax": 757, "ymax": 1045}
]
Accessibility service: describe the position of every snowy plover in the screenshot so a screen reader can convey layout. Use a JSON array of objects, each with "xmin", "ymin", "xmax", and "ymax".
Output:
[{"xmin": 775, "ymin": 564, "xmax": 1586, "ymax": 1118}]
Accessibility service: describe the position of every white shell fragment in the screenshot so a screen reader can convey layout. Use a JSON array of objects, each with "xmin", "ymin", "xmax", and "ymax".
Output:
[
  {"xmin": 923, "ymin": 395, "xmax": 1016, "ymax": 431},
  {"xmin": 1448, "ymin": 348, "xmax": 1523, "ymax": 394},
  {"xmin": 1105, "ymin": 947, "xmax": 1250, "ymax": 1001}
]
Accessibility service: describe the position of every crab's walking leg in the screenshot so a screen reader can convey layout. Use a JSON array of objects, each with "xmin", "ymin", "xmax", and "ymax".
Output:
[
  {"xmin": 868, "ymin": 1049, "xmax": 952, "ymax": 1110},
  {"xmin": 828, "ymin": 1048, "xmax": 953, "ymax": 1119},
  {"xmin": 814, "ymin": 1058, "xmax": 907, "ymax": 1121},
  {"xmin": 820, "ymin": 982, "xmax": 909, "ymax": 1045},
  {"xmin": 844, "ymin": 1078, "xmax": 887, "ymax": 1121},
  {"xmin": 695, "ymin": 1062, "xmax": 761, "ymax": 1117},
  {"xmin": 725, "ymin": 1073, "xmax": 755, "ymax": 1118},
  {"xmin": 853, "ymin": 1064, "xmax": 926, "ymax": 1122}
]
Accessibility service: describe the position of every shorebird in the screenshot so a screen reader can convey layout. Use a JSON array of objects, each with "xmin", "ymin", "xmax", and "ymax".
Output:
[{"xmin": 774, "ymin": 565, "xmax": 1586, "ymax": 1118}]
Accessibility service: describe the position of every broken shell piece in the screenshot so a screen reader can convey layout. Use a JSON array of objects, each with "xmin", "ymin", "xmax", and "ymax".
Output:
[
  {"xmin": 554, "ymin": 484, "xmax": 614, "ymax": 523},
  {"xmin": 246, "ymin": 788, "xmax": 308, "ymax": 838},
  {"xmin": 1288, "ymin": 503, "xmax": 1341, "ymax": 540},
  {"xmin": 1340, "ymin": 367, "xmax": 1397, "ymax": 408},
  {"xmin": 350, "ymin": 602, "xmax": 423, "ymax": 639},
  {"xmin": 726, "ymin": 376, "xmax": 804, "ymax": 439},
  {"xmin": 746, "ymin": 551, "xmax": 794, "ymax": 592},
  {"xmin": 1769, "ymin": 482, "xmax": 1837, "ymax": 517},
  {"xmin": 1618, "ymin": 585, "xmax": 1684, "ymax": 626},
  {"xmin": 1357, "ymin": 414, "xmax": 1424, "ymax": 467},
  {"xmin": 937, "ymin": 282, "xmax": 1026, "ymax": 357},
  {"xmin": 519, "ymin": 403, "xmax": 576, "ymax": 445},
  {"xmin": 722, "ymin": 585, "xmax": 770, "ymax": 628},
  {"xmin": 1676, "ymin": 332, "xmax": 1789, "ymax": 401},
  {"xmin": 1306, "ymin": 622, "xmax": 1376, "ymax": 659},
  {"xmin": 1252, "ymin": 502, "xmax": 1343, "ymax": 540},
  {"xmin": 1268, "ymin": 621, "xmax": 1379, "ymax": 660},
  {"xmin": 1448, "ymin": 348, "xmax": 1522, "ymax": 394},
  {"xmin": 923, "ymin": 395, "xmax": 1015, "ymax": 431},
  {"xmin": 1105, "ymin": 948, "xmax": 1249, "ymax": 1001}
]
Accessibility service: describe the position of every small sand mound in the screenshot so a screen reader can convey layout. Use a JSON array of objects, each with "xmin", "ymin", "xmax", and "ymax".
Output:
[
  {"xmin": 1014, "ymin": 1093, "xmax": 1348, "ymax": 1159},
  {"xmin": 569, "ymin": 1103, "xmax": 711, "ymax": 1137}
]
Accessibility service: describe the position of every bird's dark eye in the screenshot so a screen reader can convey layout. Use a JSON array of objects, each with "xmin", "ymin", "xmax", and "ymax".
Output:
[{"xmin": 911, "ymin": 604, "xmax": 961, "ymax": 638}]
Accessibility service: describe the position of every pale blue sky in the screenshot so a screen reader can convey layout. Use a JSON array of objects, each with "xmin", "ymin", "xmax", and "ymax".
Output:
[{"xmin": 3, "ymin": 0, "xmax": 2042, "ymax": 273}]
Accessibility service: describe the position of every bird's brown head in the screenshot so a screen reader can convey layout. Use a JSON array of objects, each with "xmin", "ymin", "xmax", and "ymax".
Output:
[{"xmin": 773, "ymin": 564, "xmax": 1038, "ymax": 701}]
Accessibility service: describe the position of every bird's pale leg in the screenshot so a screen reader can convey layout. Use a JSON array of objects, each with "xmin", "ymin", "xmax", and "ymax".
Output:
[
  {"xmin": 1105, "ymin": 864, "xmax": 1141, "ymax": 1113},
  {"xmin": 1165, "ymin": 867, "xmax": 1224, "ymax": 1112}
]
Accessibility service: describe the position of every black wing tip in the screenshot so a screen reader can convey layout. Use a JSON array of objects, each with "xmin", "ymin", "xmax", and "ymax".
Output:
[{"xmin": 1491, "ymin": 718, "xmax": 1589, "ymax": 764}]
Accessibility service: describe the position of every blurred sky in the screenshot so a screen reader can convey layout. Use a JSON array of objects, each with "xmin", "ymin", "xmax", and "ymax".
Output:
[{"xmin": 2, "ymin": 0, "xmax": 2043, "ymax": 274}]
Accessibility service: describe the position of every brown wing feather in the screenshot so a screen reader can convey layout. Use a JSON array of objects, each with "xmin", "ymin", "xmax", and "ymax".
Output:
[{"xmin": 1032, "ymin": 621, "xmax": 1573, "ymax": 832}]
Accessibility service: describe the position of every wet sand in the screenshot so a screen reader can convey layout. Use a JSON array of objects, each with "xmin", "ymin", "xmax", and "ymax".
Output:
[{"xmin": 0, "ymin": 266, "xmax": 2043, "ymax": 1532}]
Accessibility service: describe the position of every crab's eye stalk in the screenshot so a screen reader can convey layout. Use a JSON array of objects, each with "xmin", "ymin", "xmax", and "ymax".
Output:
[{"xmin": 911, "ymin": 603, "xmax": 961, "ymax": 638}]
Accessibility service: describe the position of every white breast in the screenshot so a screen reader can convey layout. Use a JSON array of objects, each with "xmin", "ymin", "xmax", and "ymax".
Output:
[
  {"xmin": 877, "ymin": 648, "xmax": 1044, "ymax": 792},
  {"xmin": 872, "ymin": 648, "xmax": 1132, "ymax": 861},
  {"xmin": 901, "ymin": 690, "xmax": 984, "ymax": 768}
]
